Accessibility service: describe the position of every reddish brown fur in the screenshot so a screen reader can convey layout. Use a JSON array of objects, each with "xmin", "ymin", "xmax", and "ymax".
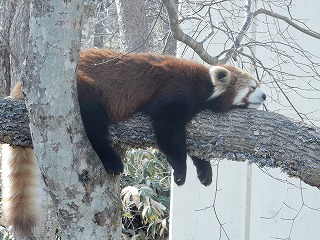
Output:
[
  {"xmin": 77, "ymin": 48, "xmax": 214, "ymax": 122},
  {"xmin": 2, "ymin": 82, "xmax": 40, "ymax": 237}
]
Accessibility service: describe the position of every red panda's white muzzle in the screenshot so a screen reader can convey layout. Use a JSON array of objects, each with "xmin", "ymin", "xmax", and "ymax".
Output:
[{"xmin": 247, "ymin": 87, "xmax": 266, "ymax": 109}]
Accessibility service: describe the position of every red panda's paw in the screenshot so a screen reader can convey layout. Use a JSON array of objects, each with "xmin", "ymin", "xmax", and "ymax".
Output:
[
  {"xmin": 173, "ymin": 172, "xmax": 186, "ymax": 186},
  {"xmin": 172, "ymin": 165, "xmax": 187, "ymax": 186},
  {"xmin": 101, "ymin": 153, "xmax": 124, "ymax": 175},
  {"xmin": 104, "ymin": 161, "xmax": 124, "ymax": 175},
  {"xmin": 191, "ymin": 156, "xmax": 212, "ymax": 186}
]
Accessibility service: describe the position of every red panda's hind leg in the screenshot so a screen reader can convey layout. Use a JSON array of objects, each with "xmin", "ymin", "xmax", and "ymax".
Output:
[
  {"xmin": 151, "ymin": 117, "xmax": 188, "ymax": 186},
  {"xmin": 191, "ymin": 156, "xmax": 212, "ymax": 186},
  {"xmin": 79, "ymin": 101, "xmax": 124, "ymax": 174}
]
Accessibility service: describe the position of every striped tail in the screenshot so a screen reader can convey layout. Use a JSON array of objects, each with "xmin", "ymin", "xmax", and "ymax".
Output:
[{"xmin": 1, "ymin": 81, "xmax": 40, "ymax": 236}]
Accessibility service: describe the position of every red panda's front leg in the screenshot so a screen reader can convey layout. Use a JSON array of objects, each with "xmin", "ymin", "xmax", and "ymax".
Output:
[
  {"xmin": 79, "ymin": 101, "xmax": 124, "ymax": 174},
  {"xmin": 152, "ymin": 118, "xmax": 188, "ymax": 186}
]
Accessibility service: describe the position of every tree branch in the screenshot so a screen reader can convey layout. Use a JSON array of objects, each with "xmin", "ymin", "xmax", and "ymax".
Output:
[
  {"xmin": 253, "ymin": 8, "xmax": 320, "ymax": 40},
  {"xmin": 162, "ymin": 0, "xmax": 219, "ymax": 64},
  {"xmin": 163, "ymin": 0, "xmax": 320, "ymax": 68},
  {"xmin": 162, "ymin": 0, "xmax": 255, "ymax": 64},
  {"xmin": 1, "ymin": 98, "xmax": 320, "ymax": 188}
]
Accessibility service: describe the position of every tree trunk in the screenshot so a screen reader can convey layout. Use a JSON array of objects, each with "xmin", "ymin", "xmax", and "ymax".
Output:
[
  {"xmin": 0, "ymin": 0, "xmax": 14, "ymax": 97},
  {"xmin": 115, "ymin": 0, "xmax": 149, "ymax": 52},
  {"xmin": 24, "ymin": 1, "xmax": 121, "ymax": 239},
  {"xmin": 8, "ymin": 0, "xmax": 30, "ymax": 85},
  {"xmin": 93, "ymin": 0, "xmax": 105, "ymax": 48},
  {"xmin": 1, "ymin": 98, "xmax": 319, "ymax": 189},
  {"xmin": 0, "ymin": 0, "xmax": 31, "ymax": 93},
  {"xmin": 93, "ymin": 20, "xmax": 105, "ymax": 48}
]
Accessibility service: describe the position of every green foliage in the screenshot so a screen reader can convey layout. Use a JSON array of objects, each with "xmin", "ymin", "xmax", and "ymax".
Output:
[
  {"xmin": 0, "ymin": 226, "xmax": 13, "ymax": 240},
  {"xmin": 121, "ymin": 149, "xmax": 171, "ymax": 240}
]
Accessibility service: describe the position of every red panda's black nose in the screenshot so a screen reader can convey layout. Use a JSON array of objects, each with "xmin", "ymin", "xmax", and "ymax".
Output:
[{"xmin": 262, "ymin": 93, "xmax": 266, "ymax": 101}]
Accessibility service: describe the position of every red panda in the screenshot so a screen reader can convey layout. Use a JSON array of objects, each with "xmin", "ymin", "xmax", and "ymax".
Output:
[
  {"xmin": 1, "ymin": 81, "xmax": 40, "ymax": 237},
  {"xmin": 77, "ymin": 48, "xmax": 266, "ymax": 186},
  {"xmin": 2, "ymin": 48, "xmax": 266, "ymax": 236}
]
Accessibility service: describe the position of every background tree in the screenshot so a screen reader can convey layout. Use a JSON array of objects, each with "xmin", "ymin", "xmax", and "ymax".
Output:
[
  {"xmin": 115, "ymin": 0, "xmax": 149, "ymax": 52},
  {"xmin": 0, "ymin": 0, "xmax": 15, "ymax": 97}
]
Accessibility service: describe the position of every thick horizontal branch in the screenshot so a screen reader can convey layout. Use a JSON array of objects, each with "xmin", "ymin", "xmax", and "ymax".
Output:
[
  {"xmin": 1, "ymin": 98, "xmax": 320, "ymax": 188},
  {"xmin": 0, "ymin": 98, "xmax": 32, "ymax": 148}
]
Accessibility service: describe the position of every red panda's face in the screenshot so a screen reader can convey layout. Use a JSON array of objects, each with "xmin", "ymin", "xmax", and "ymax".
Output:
[{"xmin": 208, "ymin": 65, "xmax": 266, "ymax": 110}]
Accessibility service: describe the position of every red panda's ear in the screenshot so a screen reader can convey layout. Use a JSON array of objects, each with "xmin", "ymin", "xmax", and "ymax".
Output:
[{"xmin": 209, "ymin": 66, "xmax": 231, "ymax": 86}]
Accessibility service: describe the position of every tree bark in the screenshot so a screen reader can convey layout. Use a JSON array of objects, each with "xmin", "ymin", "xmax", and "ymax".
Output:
[
  {"xmin": 0, "ymin": 0, "xmax": 15, "ymax": 97},
  {"xmin": 8, "ymin": 0, "xmax": 30, "ymax": 84},
  {"xmin": 24, "ymin": 1, "xmax": 121, "ymax": 239},
  {"xmin": 115, "ymin": 0, "xmax": 149, "ymax": 52},
  {"xmin": 1, "ymin": 98, "xmax": 319, "ymax": 188}
]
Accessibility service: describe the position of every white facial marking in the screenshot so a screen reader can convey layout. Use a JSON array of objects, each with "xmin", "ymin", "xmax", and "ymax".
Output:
[
  {"xmin": 247, "ymin": 87, "xmax": 265, "ymax": 109},
  {"xmin": 208, "ymin": 88, "xmax": 224, "ymax": 100},
  {"xmin": 249, "ymin": 81, "xmax": 257, "ymax": 89},
  {"xmin": 232, "ymin": 88, "xmax": 249, "ymax": 106}
]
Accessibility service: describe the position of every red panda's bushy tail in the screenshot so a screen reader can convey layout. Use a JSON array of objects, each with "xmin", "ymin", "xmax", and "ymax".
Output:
[{"xmin": 1, "ymin": 81, "xmax": 40, "ymax": 236}]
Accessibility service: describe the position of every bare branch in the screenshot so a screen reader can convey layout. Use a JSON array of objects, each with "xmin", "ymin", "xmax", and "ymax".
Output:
[
  {"xmin": 253, "ymin": 8, "xmax": 320, "ymax": 40},
  {"xmin": 162, "ymin": 0, "xmax": 219, "ymax": 64},
  {"xmin": 218, "ymin": 0, "xmax": 254, "ymax": 63},
  {"xmin": 163, "ymin": 0, "xmax": 257, "ymax": 64}
]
